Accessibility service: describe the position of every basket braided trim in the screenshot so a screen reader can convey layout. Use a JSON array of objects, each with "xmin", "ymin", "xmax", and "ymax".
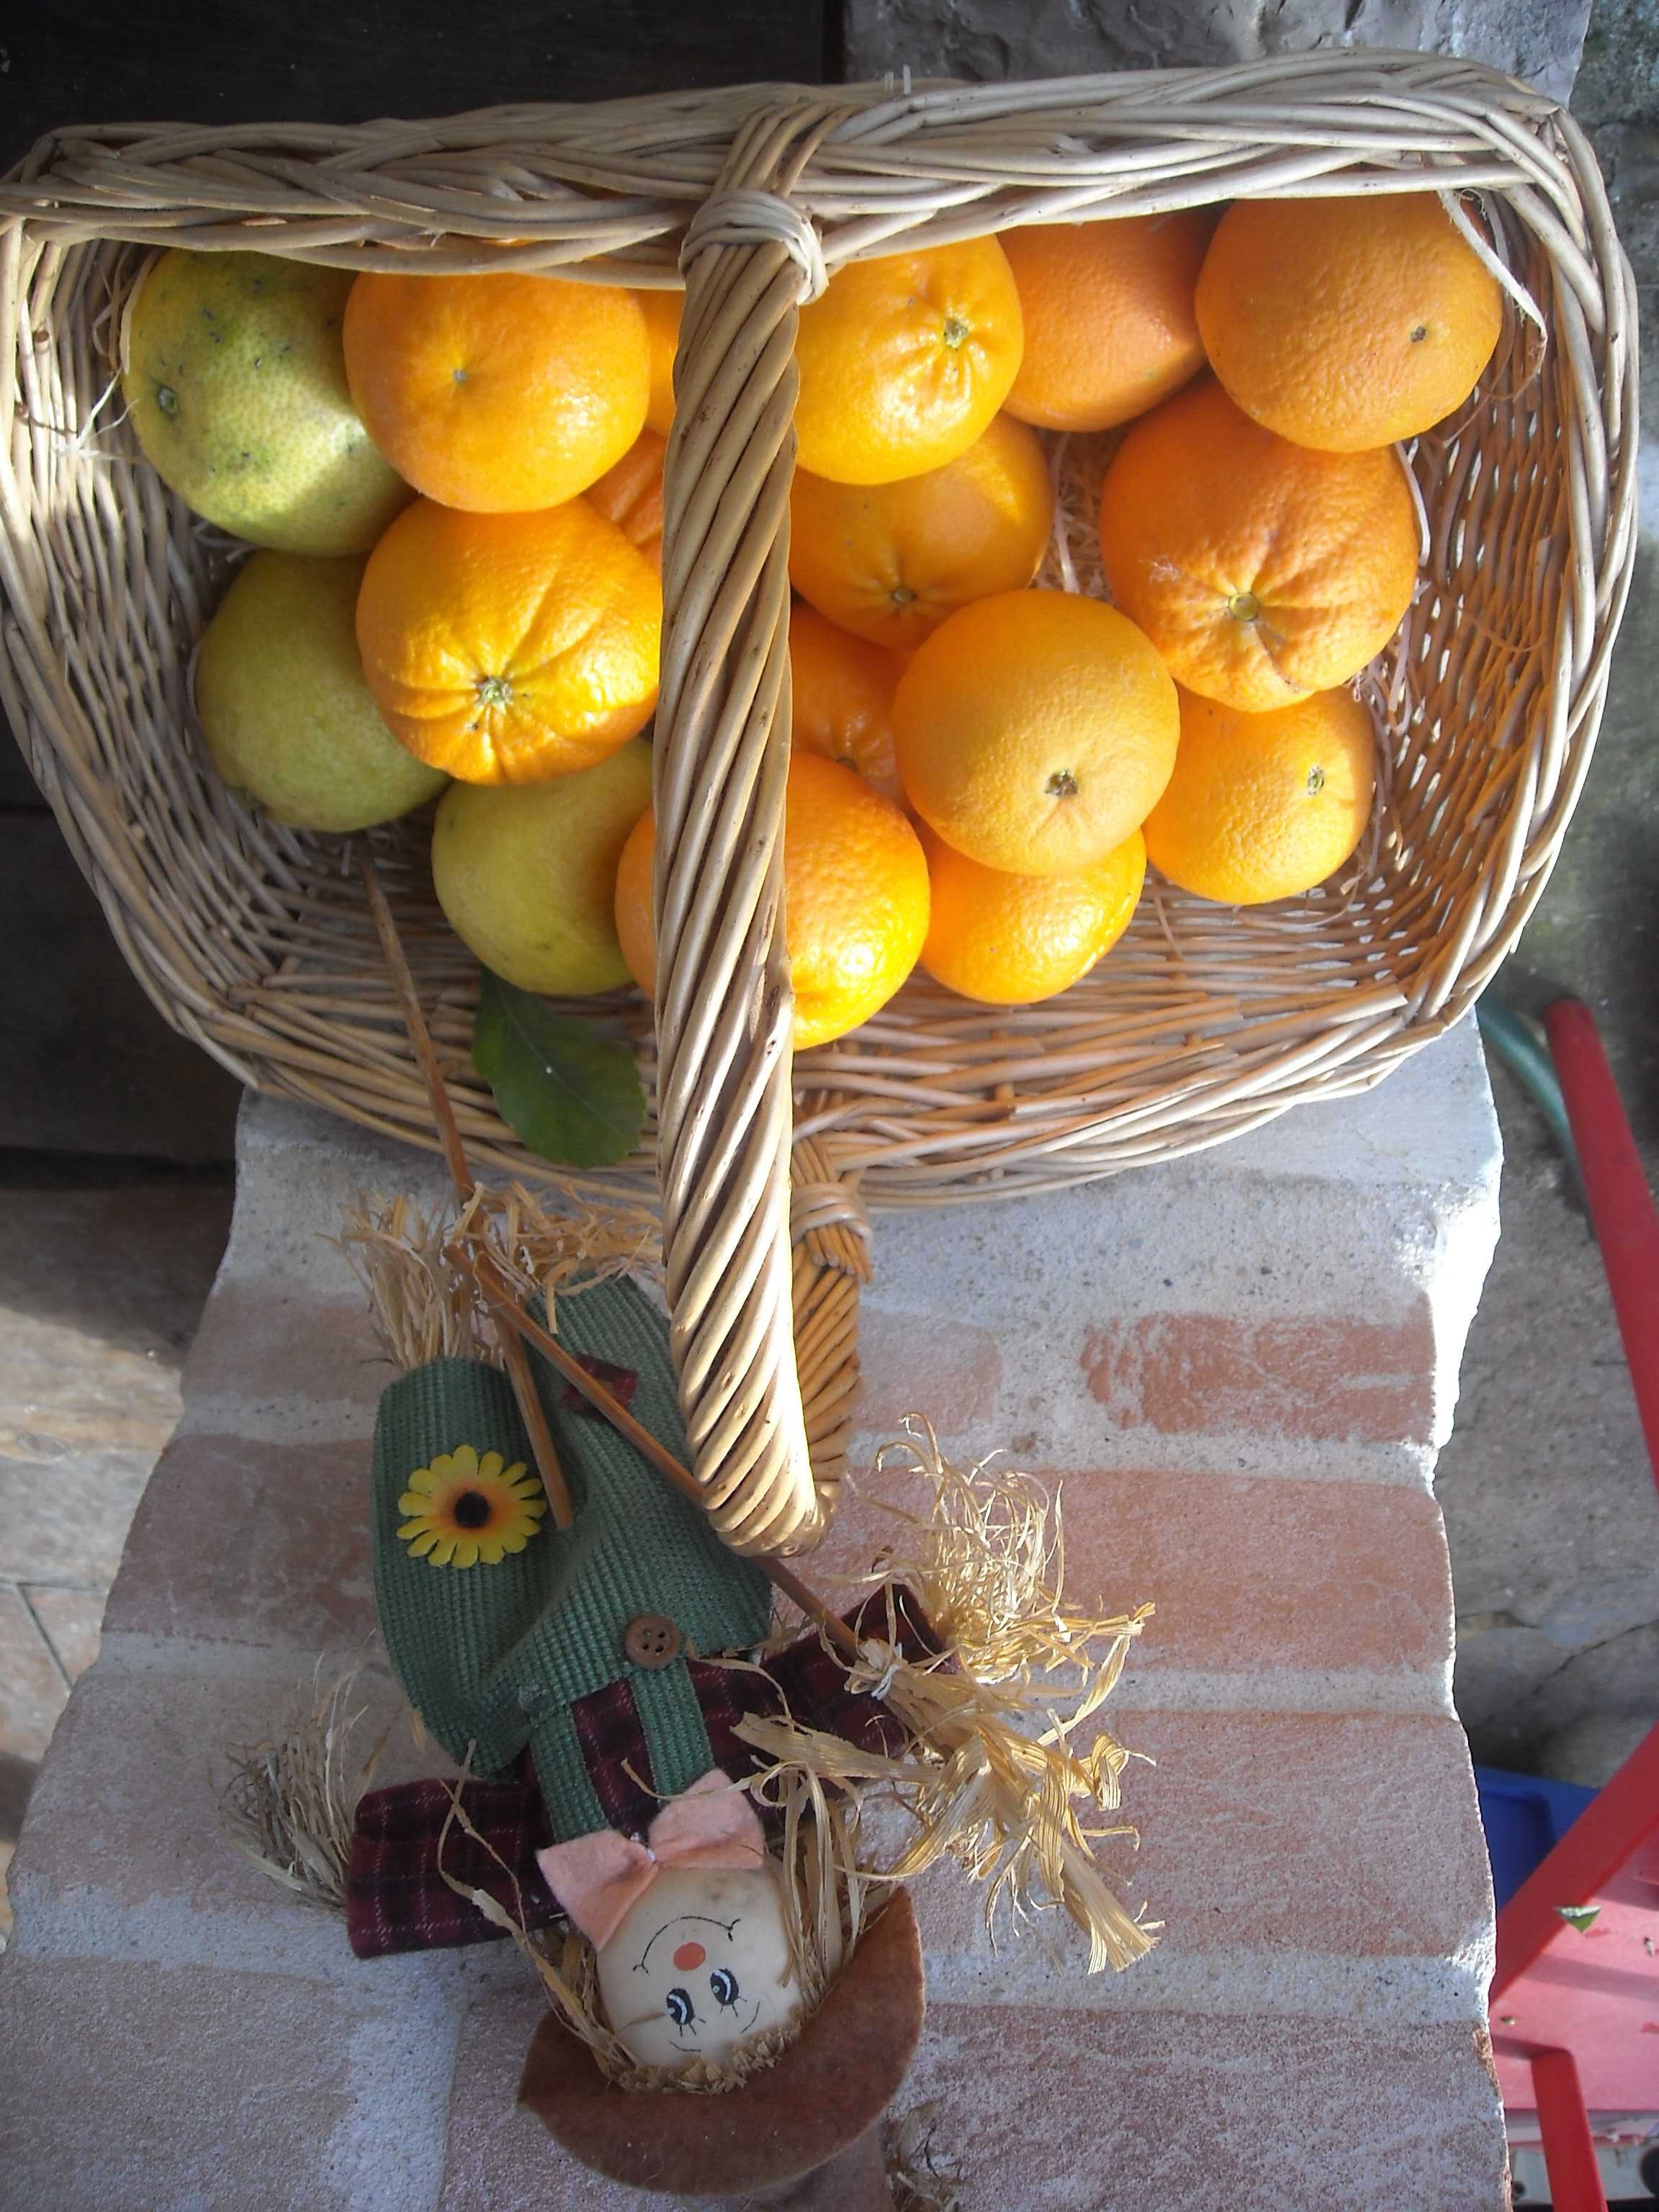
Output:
[
  {"xmin": 0, "ymin": 54, "xmax": 1639, "ymax": 1552},
  {"xmin": 653, "ymin": 99, "xmax": 855, "ymax": 1550}
]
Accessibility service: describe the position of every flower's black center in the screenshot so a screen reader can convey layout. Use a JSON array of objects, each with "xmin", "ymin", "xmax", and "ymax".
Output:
[{"xmin": 451, "ymin": 1490, "xmax": 493, "ymax": 1529}]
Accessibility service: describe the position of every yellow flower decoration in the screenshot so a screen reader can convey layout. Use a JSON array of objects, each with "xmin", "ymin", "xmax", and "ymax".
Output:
[{"xmin": 397, "ymin": 1444, "xmax": 547, "ymax": 1568}]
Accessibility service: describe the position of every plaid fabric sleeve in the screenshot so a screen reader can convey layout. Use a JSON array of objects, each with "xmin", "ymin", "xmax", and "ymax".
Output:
[
  {"xmin": 706, "ymin": 1583, "xmax": 948, "ymax": 1768},
  {"xmin": 768, "ymin": 1584, "xmax": 948, "ymax": 1757},
  {"xmin": 345, "ymin": 1776, "xmax": 559, "ymax": 1959}
]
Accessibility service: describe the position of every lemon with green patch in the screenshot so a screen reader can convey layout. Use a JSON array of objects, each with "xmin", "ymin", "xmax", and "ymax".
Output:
[
  {"xmin": 195, "ymin": 552, "xmax": 448, "ymax": 832},
  {"xmin": 124, "ymin": 250, "xmax": 409, "ymax": 553}
]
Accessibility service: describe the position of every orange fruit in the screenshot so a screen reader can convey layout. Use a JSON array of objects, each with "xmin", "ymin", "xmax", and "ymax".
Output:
[
  {"xmin": 789, "ymin": 603, "xmax": 904, "ymax": 803},
  {"xmin": 1002, "ymin": 211, "xmax": 1215, "ymax": 433},
  {"xmin": 919, "ymin": 823, "xmax": 1146, "ymax": 1005},
  {"xmin": 1195, "ymin": 195, "xmax": 1504, "ymax": 454},
  {"xmin": 614, "ymin": 752, "xmax": 928, "ymax": 1049},
  {"xmin": 788, "ymin": 413, "xmax": 1053, "ymax": 652},
  {"xmin": 356, "ymin": 498, "xmax": 660, "ymax": 785},
  {"xmin": 793, "ymin": 240, "xmax": 1024, "ymax": 485},
  {"xmin": 894, "ymin": 590, "xmax": 1178, "ymax": 877},
  {"xmin": 589, "ymin": 428, "xmax": 665, "ymax": 570},
  {"xmin": 1143, "ymin": 686, "xmax": 1376, "ymax": 905},
  {"xmin": 343, "ymin": 271, "xmax": 648, "ymax": 512},
  {"xmin": 1097, "ymin": 379, "xmax": 1419, "ymax": 714},
  {"xmin": 637, "ymin": 290, "xmax": 682, "ymax": 435}
]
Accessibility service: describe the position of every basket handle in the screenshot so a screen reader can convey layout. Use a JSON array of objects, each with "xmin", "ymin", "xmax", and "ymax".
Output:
[{"xmin": 652, "ymin": 102, "xmax": 853, "ymax": 1555}]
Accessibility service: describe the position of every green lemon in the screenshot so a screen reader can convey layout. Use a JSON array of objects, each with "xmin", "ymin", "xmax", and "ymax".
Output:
[
  {"xmin": 124, "ymin": 250, "xmax": 408, "ymax": 553},
  {"xmin": 431, "ymin": 743, "xmax": 655, "ymax": 996},
  {"xmin": 195, "ymin": 552, "xmax": 447, "ymax": 832}
]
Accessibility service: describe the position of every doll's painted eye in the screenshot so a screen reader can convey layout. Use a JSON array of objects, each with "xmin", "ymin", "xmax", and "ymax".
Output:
[
  {"xmin": 709, "ymin": 1967, "xmax": 739, "ymax": 2008},
  {"xmin": 665, "ymin": 1987, "xmax": 696, "ymax": 2028}
]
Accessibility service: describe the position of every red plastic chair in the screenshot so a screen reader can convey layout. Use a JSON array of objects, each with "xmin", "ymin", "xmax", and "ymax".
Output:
[{"xmin": 1486, "ymin": 1001, "xmax": 1659, "ymax": 2210}]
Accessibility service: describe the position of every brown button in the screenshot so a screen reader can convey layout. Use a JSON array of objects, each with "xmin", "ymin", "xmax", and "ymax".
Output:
[{"xmin": 624, "ymin": 1613, "xmax": 682, "ymax": 1669}]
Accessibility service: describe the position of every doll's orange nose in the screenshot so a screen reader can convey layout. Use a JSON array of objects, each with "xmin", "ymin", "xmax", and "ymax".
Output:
[{"xmin": 673, "ymin": 1941, "xmax": 706, "ymax": 1971}]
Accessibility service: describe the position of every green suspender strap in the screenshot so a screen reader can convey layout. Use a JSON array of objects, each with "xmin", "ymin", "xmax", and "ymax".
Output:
[{"xmin": 369, "ymin": 1275, "xmax": 773, "ymax": 1841}]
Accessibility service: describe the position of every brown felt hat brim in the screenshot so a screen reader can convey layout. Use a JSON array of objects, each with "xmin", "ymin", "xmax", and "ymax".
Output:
[{"xmin": 518, "ymin": 1888, "xmax": 925, "ymax": 2196}]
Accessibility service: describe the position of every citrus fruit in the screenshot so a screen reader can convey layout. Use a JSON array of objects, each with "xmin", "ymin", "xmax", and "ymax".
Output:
[
  {"xmin": 793, "ymin": 240, "xmax": 1024, "ymax": 485},
  {"xmin": 122, "ymin": 251, "xmax": 409, "ymax": 555},
  {"xmin": 1195, "ymin": 194, "xmax": 1504, "ymax": 453},
  {"xmin": 588, "ymin": 428, "xmax": 665, "ymax": 570},
  {"xmin": 1143, "ymin": 686, "xmax": 1376, "ymax": 904},
  {"xmin": 789, "ymin": 601, "xmax": 904, "ymax": 802},
  {"xmin": 342, "ymin": 271, "xmax": 648, "ymax": 512},
  {"xmin": 356, "ymin": 498, "xmax": 660, "ymax": 785},
  {"xmin": 637, "ymin": 289, "xmax": 682, "ymax": 434},
  {"xmin": 788, "ymin": 413, "xmax": 1053, "ymax": 652},
  {"xmin": 431, "ymin": 738, "xmax": 653, "ymax": 994},
  {"xmin": 919, "ymin": 823, "xmax": 1145, "ymax": 1005},
  {"xmin": 195, "ymin": 552, "xmax": 446, "ymax": 831},
  {"xmin": 893, "ymin": 590, "xmax": 1178, "ymax": 876},
  {"xmin": 1097, "ymin": 379, "xmax": 1419, "ymax": 714},
  {"xmin": 1001, "ymin": 211, "xmax": 1215, "ymax": 433},
  {"xmin": 614, "ymin": 752, "xmax": 929, "ymax": 1048}
]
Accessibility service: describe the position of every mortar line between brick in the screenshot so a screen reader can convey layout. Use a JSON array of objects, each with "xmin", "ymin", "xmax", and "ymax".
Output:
[
  {"xmin": 6, "ymin": 1879, "xmax": 1491, "ymax": 2031},
  {"xmin": 168, "ymin": 1399, "xmax": 1444, "ymax": 1488},
  {"xmin": 88, "ymin": 1631, "xmax": 1455, "ymax": 1717}
]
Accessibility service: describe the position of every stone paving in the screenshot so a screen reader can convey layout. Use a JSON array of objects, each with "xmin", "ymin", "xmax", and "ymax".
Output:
[
  {"xmin": 0, "ymin": 1177, "xmax": 232, "ymax": 1936},
  {"xmin": 0, "ymin": 1025, "xmax": 1514, "ymax": 2208}
]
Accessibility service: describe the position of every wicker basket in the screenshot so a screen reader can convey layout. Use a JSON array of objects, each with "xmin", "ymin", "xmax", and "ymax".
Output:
[{"xmin": 0, "ymin": 55, "xmax": 1637, "ymax": 1555}]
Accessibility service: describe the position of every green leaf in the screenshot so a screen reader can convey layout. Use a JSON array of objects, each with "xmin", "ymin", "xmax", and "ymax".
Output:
[
  {"xmin": 1556, "ymin": 1904, "xmax": 1601, "ymax": 1935},
  {"xmin": 472, "ymin": 969, "xmax": 646, "ymax": 1169}
]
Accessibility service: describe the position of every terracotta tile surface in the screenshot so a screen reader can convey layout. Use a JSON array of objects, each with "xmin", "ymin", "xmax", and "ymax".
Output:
[
  {"xmin": 0, "ymin": 1955, "xmax": 444, "ymax": 2212},
  {"xmin": 814, "ymin": 1459, "xmax": 1453, "ymax": 1680},
  {"xmin": 912, "ymin": 1709, "xmax": 1491, "ymax": 1966},
  {"xmin": 0, "ymin": 1449, "xmax": 156, "ymax": 1586},
  {"xmin": 439, "ymin": 1984, "xmax": 650, "ymax": 2211},
  {"xmin": 22, "ymin": 1586, "xmax": 103, "ymax": 1683},
  {"xmin": 102, "ymin": 1431, "xmax": 376, "ymax": 1650},
  {"xmin": 182, "ymin": 1281, "xmax": 391, "ymax": 1421},
  {"xmin": 853, "ymin": 1310, "xmax": 1004, "ymax": 1436},
  {"xmin": 12, "ymin": 1653, "xmax": 431, "ymax": 1925},
  {"xmin": 896, "ymin": 2002, "xmax": 1510, "ymax": 2211},
  {"xmin": 0, "ymin": 1583, "xmax": 68, "ymax": 1761},
  {"xmin": 1082, "ymin": 1307, "xmax": 1439, "ymax": 1445}
]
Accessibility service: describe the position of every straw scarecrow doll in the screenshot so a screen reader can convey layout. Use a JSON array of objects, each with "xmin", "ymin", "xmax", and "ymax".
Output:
[{"xmin": 228, "ymin": 1171, "xmax": 1154, "ymax": 2196}]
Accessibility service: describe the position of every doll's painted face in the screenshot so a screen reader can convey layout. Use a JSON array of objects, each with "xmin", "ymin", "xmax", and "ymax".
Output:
[{"xmin": 596, "ymin": 1864, "xmax": 799, "ymax": 2069}]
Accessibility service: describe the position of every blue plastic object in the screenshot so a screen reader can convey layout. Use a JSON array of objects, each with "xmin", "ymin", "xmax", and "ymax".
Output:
[{"xmin": 1475, "ymin": 1765, "xmax": 1597, "ymax": 1908}]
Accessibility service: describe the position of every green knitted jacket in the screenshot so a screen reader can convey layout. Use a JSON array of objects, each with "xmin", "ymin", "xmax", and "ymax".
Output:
[{"xmin": 370, "ymin": 1277, "xmax": 773, "ymax": 1840}]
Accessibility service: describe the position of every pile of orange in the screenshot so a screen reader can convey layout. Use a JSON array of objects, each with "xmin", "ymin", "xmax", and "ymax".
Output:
[{"xmin": 144, "ymin": 188, "xmax": 1504, "ymax": 1047}]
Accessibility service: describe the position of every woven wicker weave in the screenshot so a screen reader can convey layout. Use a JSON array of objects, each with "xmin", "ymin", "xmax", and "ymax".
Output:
[{"xmin": 0, "ymin": 55, "xmax": 1638, "ymax": 1552}]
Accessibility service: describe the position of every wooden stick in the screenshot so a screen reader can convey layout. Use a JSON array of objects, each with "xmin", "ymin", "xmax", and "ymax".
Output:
[
  {"xmin": 358, "ymin": 855, "xmax": 854, "ymax": 1658},
  {"xmin": 359, "ymin": 854, "xmax": 574, "ymax": 1531},
  {"xmin": 451, "ymin": 1243, "xmax": 862, "ymax": 1664}
]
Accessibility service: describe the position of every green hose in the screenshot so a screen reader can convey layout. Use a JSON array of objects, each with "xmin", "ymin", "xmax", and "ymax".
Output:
[{"xmin": 1476, "ymin": 994, "xmax": 1585, "ymax": 1197}]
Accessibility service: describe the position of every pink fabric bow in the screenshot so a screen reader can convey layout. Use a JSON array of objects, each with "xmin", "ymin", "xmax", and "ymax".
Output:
[{"xmin": 536, "ymin": 1769, "xmax": 766, "ymax": 1950}]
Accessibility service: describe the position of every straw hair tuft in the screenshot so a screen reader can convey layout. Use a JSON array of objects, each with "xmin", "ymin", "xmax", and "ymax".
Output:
[
  {"xmin": 741, "ymin": 1420, "xmax": 1157, "ymax": 1974},
  {"xmin": 217, "ymin": 1665, "xmax": 386, "ymax": 1911},
  {"xmin": 338, "ymin": 1182, "xmax": 662, "ymax": 1373}
]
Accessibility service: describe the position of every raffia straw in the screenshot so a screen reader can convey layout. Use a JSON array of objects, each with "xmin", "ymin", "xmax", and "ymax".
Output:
[
  {"xmin": 217, "ymin": 1664, "xmax": 387, "ymax": 1910},
  {"xmin": 886, "ymin": 2106, "xmax": 965, "ymax": 2212},
  {"xmin": 739, "ymin": 1419, "xmax": 1156, "ymax": 1974},
  {"xmin": 336, "ymin": 1182, "xmax": 661, "ymax": 1375}
]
